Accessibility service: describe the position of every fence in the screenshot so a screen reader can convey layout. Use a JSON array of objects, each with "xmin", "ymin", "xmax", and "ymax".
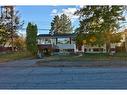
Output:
[{"xmin": 0, "ymin": 46, "xmax": 12, "ymax": 52}]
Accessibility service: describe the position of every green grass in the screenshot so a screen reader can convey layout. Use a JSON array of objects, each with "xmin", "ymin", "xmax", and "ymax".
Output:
[
  {"xmin": 0, "ymin": 51, "xmax": 33, "ymax": 63},
  {"xmin": 41, "ymin": 52, "xmax": 127, "ymax": 62},
  {"xmin": 114, "ymin": 52, "xmax": 127, "ymax": 57},
  {"xmin": 54, "ymin": 54, "xmax": 107, "ymax": 61},
  {"xmin": 36, "ymin": 52, "xmax": 127, "ymax": 67}
]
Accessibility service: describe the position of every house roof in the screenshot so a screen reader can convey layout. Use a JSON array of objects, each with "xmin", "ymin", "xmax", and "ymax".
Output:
[{"xmin": 38, "ymin": 33, "xmax": 76, "ymax": 38}]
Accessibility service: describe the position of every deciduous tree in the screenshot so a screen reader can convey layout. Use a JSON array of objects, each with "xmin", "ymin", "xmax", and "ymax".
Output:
[
  {"xmin": 0, "ymin": 6, "xmax": 24, "ymax": 51},
  {"xmin": 75, "ymin": 6, "xmax": 125, "ymax": 53}
]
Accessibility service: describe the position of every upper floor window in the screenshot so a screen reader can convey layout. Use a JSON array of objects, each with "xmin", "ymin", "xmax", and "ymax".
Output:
[
  {"xmin": 45, "ymin": 38, "xmax": 51, "ymax": 44},
  {"xmin": 57, "ymin": 38, "xmax": 70, "ymax": 44}
]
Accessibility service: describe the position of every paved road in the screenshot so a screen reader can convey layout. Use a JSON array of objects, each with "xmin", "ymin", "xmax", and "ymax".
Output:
[{"xmin": 0, "ymin": 59, "xmax": 127, "ymax": 89}]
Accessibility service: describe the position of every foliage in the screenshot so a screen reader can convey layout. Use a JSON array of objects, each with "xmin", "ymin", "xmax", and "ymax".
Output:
[
  {"xmin": 26, "ymin": 22, "xmax": 38, "ymax": 56},
  {"xmin": 0, "ymin": 6, "xmax": 24, "ymax": 50},
  {"xmin": 75, "ymin": 32, "xmax": 85, "ymax": 46},
  {"xmin": 50, "ymin": 14, "xmax": 73, "ymax": 35},
  {"xmin": 0, "ymin": 25, "xmax": 25, "ymax": 51},
  {"xmin": 13, "ymin": 35, "xmax": 26, "ymax": 51},
  {"xmin": 74, "ymin": 5, "xmax": 125, "ymax": 52},
  {"xmin": 0, "ymin": 25, "xmax": 9, "ymax": 46},
  {"xmin": 49, "ymin": 15, "xmax": 61, "ymax": 35}
]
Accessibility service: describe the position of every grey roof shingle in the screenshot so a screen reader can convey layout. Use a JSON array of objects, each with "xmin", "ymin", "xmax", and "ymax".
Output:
[{"xmin": 38, "ymin": 33, "xmax": 76, "ymax": 38}]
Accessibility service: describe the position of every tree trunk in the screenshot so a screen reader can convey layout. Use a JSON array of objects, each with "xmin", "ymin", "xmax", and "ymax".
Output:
[
  {"xmin": 125, "ymin": 34, "xmax": 127, "ymax": 52},
  {"xmin": 11, "ymin": 36, "xmax": 14, "ymax": 52},
  {"xmin": 106, "ymin": 42, "xmax": 111, "ymax": 54},
  {"xmin": 99, "ymin": 46, "xmax": 102, "ymax": 53}
]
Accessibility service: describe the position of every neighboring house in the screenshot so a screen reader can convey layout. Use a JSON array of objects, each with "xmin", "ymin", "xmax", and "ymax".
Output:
[
  {"xmin": 37, "ymin": 33, "xmax": 116, "ymax": 54},
  {"xmin": 116, "ymin": 29, "xmax": 127, "ymax": 52},
  {"xmin": 124, "ymin": 29, "xmax": 127, "ymax": 52},
  {"xmin": 83, "ymin": 44, "xmax": 107, "ymax": 53},
  {"xmin": 0, "ymin": 41, "xmax": 12, "ymax": 53},
  {"xmin": 0, "ymin": 45, "xmax": 12, "ymax": 53}
]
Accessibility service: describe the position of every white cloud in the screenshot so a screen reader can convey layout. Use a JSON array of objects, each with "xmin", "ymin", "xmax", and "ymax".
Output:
[
  {"xmin": 75, "ymin": 5, "xmax": 84, "ymax": 9},
  {"xmin": 51, "ymin": 8, "xmax": 79, "ymax": 22},
  {"xmin": 51, "ymin": 9, "xmax": 58, "ymax": 14},
  {"xmin": 62, "ymin": 8, "xmax": 77, "ymax": 17},
  {"xmin": 79, "ymin": 5, "xmax": 84, "ymax": 8},
  {"xmin": 62, "ymin": 8, "xmax": 79, "ymax": 22}
]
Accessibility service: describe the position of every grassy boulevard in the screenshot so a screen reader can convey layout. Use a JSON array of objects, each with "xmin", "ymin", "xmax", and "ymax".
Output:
[
  {"xmin": 0, "ymin": 52, "xmax": 32, "ymax": 63},
  {"xmin": 39, "ymin": 53, "xmax": 127, "ymax": 61},
  {"xmin": 0, "ymin": 52, "xmax": 127, "ymax": 67},
  {"xmin": 35, "ymin": 53, "xmax": 127, "ymax": 67}
]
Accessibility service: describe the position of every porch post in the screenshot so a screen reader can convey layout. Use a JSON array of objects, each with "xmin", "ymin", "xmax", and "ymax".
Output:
[
  {"xmin": 74, "ymin": 44, "xmax": 77, "ymax": 53},
  {"xmin": 82, "ymin": 45, "xmax": 85, "ymax": 52},
  {"xmin": 56, "ymin": 38, "xmax": 57, "ymax": 44},
  {"xmin": 70, "ymin": 37, "xmax": 71, "ymax": 44}
]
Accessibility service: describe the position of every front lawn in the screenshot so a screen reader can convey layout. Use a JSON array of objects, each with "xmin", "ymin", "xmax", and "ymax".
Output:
[
  {"xmin": 0, "ymin": 52, "xmax": 32, "ymax": 63},
  {"xmin": 40, "ymin": 52, "xmax": 127, "ymax": 61},
  {"xmin": 35, "ymin": 52, "xmax": 127, "ymax": 67}
]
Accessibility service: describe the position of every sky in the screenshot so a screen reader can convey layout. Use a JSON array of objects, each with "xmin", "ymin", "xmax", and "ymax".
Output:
[
  {"xmin": 1, "ymin": 5, "xmax": 127, "ymax": 35},
  {"xmin": 16, "ymin": 6, "xmax": 81, "ymax": 35}
]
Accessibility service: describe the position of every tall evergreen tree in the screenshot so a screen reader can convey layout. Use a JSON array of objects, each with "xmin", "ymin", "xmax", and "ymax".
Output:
[
  {"xmin": 26, "ymin": 22, "xmax": 38, "ymax": 56},
  {"xmin": 60, "ymin": 14, "xmax": 73, "ymax": 34},
  {"xmin": 49, "ymin": 15, "xmax": 61, "ymax": 35},
  {"xmin": 50, "ymin": 14, "xmax": 73, "ymax": 35}
]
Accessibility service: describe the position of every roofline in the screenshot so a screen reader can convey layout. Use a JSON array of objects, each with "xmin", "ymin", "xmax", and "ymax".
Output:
[{"xmin": 38, "ymin": 33, "xmax": 76, "ymax": 38}]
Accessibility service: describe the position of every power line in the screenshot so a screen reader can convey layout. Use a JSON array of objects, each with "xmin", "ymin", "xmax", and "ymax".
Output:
[
  {"xmin": 20, "ymin": 28, "xmax": 50, "ymax": 31},
  {"xmin": 20, "ymin": 28, "xmax": 75, "ymax": 31}
]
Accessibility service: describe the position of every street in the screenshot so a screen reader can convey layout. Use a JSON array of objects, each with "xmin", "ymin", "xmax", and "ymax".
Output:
[{"xmin": 0, "ymin": 59, "xmax": 127, "ymax": 89}]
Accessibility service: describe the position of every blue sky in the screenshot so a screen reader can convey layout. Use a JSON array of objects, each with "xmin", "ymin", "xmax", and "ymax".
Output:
[{"xmin": 16, "ymin": 6, "xmax": 80, "ymax": 34}]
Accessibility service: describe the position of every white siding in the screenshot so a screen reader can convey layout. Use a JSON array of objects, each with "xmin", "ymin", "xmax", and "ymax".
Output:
[{"xmin": 56, "ymin": 44, "xmax": 75, "ymax": 49}]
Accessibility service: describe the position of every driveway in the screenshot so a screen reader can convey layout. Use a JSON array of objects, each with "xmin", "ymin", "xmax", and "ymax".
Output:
[{"xmin": 0, "ymin": 59, "xmax": 127, "ymax": 89}]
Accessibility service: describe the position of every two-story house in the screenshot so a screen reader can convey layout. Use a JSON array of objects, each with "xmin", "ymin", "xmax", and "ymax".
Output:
[{"xmin": 37, "ymin": 33, "xmax": 116, "ymax": 55}]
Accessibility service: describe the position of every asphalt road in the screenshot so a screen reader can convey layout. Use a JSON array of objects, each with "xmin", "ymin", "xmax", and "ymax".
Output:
[{"xmin": 0, "ymin": 59, "xmax": 127, "ymax": 89}]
